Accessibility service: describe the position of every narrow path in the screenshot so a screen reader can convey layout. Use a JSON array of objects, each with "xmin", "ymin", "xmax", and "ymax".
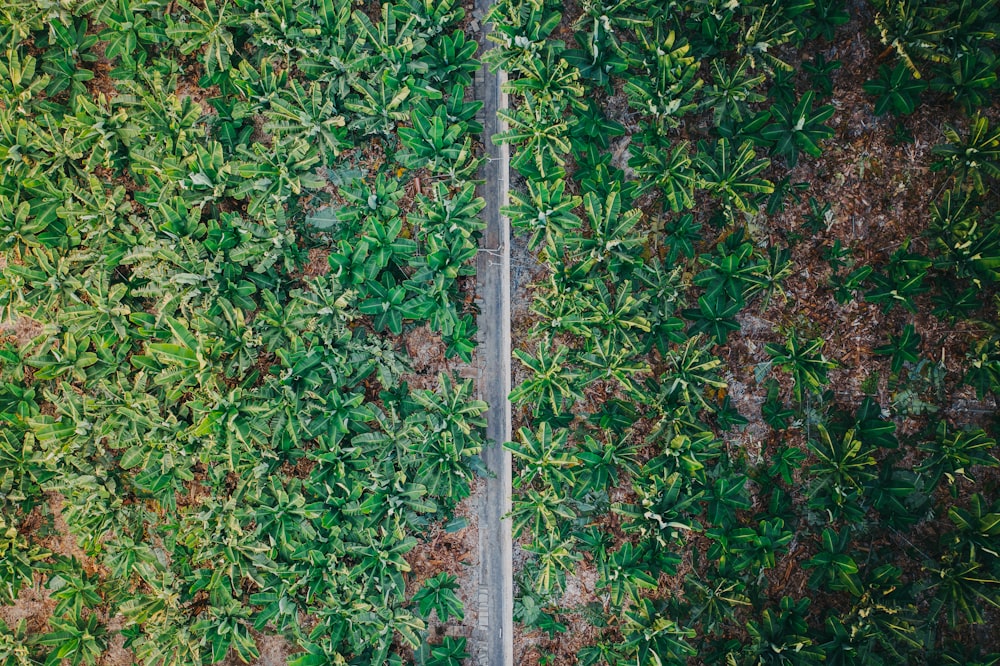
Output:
[{"xmin": 470, "ymin": 2, "xmax": 513, "ymax": 664}]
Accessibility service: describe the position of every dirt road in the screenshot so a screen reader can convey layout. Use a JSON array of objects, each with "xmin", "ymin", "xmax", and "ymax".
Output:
[{"xmin": 470, "ymin": 2, "xmax": 513, "ymax": 664}]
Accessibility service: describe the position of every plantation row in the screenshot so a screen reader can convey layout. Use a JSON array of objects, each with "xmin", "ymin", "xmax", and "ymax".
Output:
[
  {"xmin": 491, "ymin": 0, "xmax": 1000, "ymax": 663},
  {"xmin": 0, "ymin": 0, "xmax": 487, "ymax": 664}
]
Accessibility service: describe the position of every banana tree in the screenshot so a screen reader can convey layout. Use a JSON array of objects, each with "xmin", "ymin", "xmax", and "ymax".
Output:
[
  {"xmin": 874, "ymin": 323, "xmax": 922, "ymax": 374},
  {"xmin": 131, "ymin": 317, "xmax": 221, "ymax": 401},
  {"xmin": 864, "ymin": 244, "xmax": 931, "ymax": 314},
  {"xmin": 173, "ymin": 140, "xmax": 236, "ymax": 208},
  {"xmin": 623, "ymin": 598, "xmax": 698, "ymax": 666},
  {"xmin": 360, "ymin": 274, "xmax": 413, "ymax": 335},
  {"xmin": 0, "ymin": 512, "xmax": 49, "ymax": 604},
  {"xmin": 424, "ymin": 637, "xmax": 469, "ymax": 666},
  {"xmin": 761, "ymin": 90, "xmax": 836, "ymax": 167},
  {"xmin": 0, "ymin": 48, "xmax": 48, "ymax": 111},
  {"xmin": 946, "ymin": 494, "xmax": 1000, "ymax": 565},
  {"xmin": 0, "ymin": 188, "xmax": 61, "ymax": 255},
  {"xmin": 327, "ymin": 239, "xmax": 379, "ymax": 287},
  {"xmin": 629, "ymin": 140, "xmax": 696, "ymax": 212},
  {"xmin": 504, "ymin": 45, "xmax": 585, "ymax": 114},
  {"xmin": 25, "ymin": 332, "xmax": 99, "ymax": 383},
  {"xmin": 657, "ymin": 336, "xmax": 726, "ymax": 414},
  {"xmin": 398, "ymin": 102, "xmax": 467, "ymax": 173},
  {"xmin": 351, "ymin": 5, "xmax": 428, "ymax": 79},
  {"xmin": 439, "ymin": 84, "xmax": 483, "ymax": 133},
  {"xmin": 694, "ymin": 238, "xmax": 764, "ymax": 308},
  {"xmin": 745, "ymin": 597, "xmax": 824, "ymax": 665},
  {"xmin": 165, "ymin": 0, "xmax": 237, "ymax": 77},
  {"xmin": 932, "ymin": 114, "xmax": 1000, "ymax": 195},
  {"xmin": 188, "ymin": 387, "xmax": 275, "ymax": 471},
  {"xmin": 563, "ymin": 26, "xmax": 628, "ymax": 91},
  {"xmin": 695, "ymin": 138, "xmax": 774, "ymax": 214},
  {"xmin": 569, "ymin": 100, "xmax": 626, "ymax": 154},
  {"xmin": 575, "ymin": 432, "xmax": 641, "ymax": 495},
  {"xmin": 807, "ymin": 424, "xmax": 878, "ymax": 522},
  {"xmin": 616, "ymin": 470, "xmax": 703, "ymax": 549},
  {"xmin": 682, "ymin": 292, "xmax": 742, "ymax": 345},
  {"xmin": 528, "ymin": 280, "xmax": 595, "ymax": 338},
  {"xmin": 0, "ymin": 381, "xmax": 39, "ymax": 423},
  {"xmin": 412, "ymin": 182, "xmax": 486, "ymax": 241},
  {"xmin": 411, "ymin": 572, "xmax": 463, "ymax": 622},
  {"xmin": 345, "ymin": 74, "xmax": 412, "ymax": 137},
  {"xmin": 634, "ymin": 258, "xmax": 687, "ymax": 352},
  {"xmin": 483, "ymin": 3, "xmax": 562, "ymax": 71},
  {"xmin": 766, "ymin": 333, "xmax": 838, "ymax": 403},
  {"xmin": 410, "ymin": 375, "xmax": 486, "ymax": 501},
  {"xmin": 930, "ymin": 188, "xmax": 1000, "ymax": 285},
  {"xmin": 510, "ymin": 343, "xmax": 583, "ymax": 416},
  {"xmin": 524, "ymin": 531, "xmax": 580, "ymax": 596},
  {"xmin": 506, "ymin": 421, "xmax": 577, "ymax": 493},
  {"xmin": 395, "ymin": 0, "xmax": 465, "ymax": 39},
  {"xmin": 925, "ymin": 550, "xmax": 1000, "ymax": 627},
  {"xmin": 100, "ymin": 0, "xmax": 166, "ymax": 66},
  {"xmin": 803, "ymin": 528, "xmax": 863, "ymax": 596},
  {"xmin": 347, "ymin": 529, "xmax": 417, "ymax": 604},
  {"xmin": 571, "ymin": 190, "xmax": 644, "ymax": 272},
  {"xmin": 418, "ymin": 228, "xmax": 477, "ymax": 283},
  {"xmin": 254, "ymin": 476, "xmax": 322, "ymax": 550},
  {"xmin": 236, "ymin": 138, "xmax": 324, "ymax": 218},
  {"xmin": 502, "ymin": 178, "xmax": 582, "ymax": 252},
  {"xmin": 508, "ymin": 488, "xmax": 577, "ymax": 539},
  {"xmin": 363, "ymin": 215, "xmax": 417, "ymax": 274},
  {"xmin": 37, "ymin": 612, "xmax": 108, "ymax": 666},
  {"xmin": 863, "ymin": 62, "xmax": 926, "ymax": 115},
  {"xmin": 622, "ymin": 26, "xmax": 703, "ymax": 135},
  {"xmin": 443, "ymin": 314, "xmax": 477, "ymax": 362},
  {"xmin": 684, "ymin": 572, "xmax": 751, "ymax": 634},
  {"xmin": 421, "ymin": 30, "xmax": 479, "ymax": 86},
  {"xmin": 916, "ymin": 421, "xmax": 999, "ymax": 489},
  {"xmin": 578, "ymin": 331, "xmax": 650, "ymax": 394},
  {"xmin": 495, "ymin": 95, "xmax": 571, "ymax": 181},
  {"xmin": 597, "ymin": 541, "xmax": 658, "ymax": 606},
  {"xmin": 39, "ymin": 18, "xmax": 97, "ymax": 102},
  {"xmin": 701, "ymin": 57, "xmax": 767, "ymax": 125},
  {"xmin": 266, "ymin": 79, "xmax": 349, "ymax": 162},
  {"xmin": 574, "ymin": 280, "xmax": 651, "ymax": 350}
]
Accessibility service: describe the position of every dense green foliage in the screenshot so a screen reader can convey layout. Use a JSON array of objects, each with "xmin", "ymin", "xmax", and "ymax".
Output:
[
  {"xmin": 3, "ymin": 0, "xmax": 1000, "ymax": 663},
  {"xmin": 494, "ymin": 0, "xmax": 1000, "ymax": 663},
  {"xmin": 0, "ymin": 0, "xmax": 485, "ymax": 663}
]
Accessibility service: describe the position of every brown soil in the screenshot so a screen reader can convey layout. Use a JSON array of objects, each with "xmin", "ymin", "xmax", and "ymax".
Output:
[
  {"xmin": 219, "ymin": 633, "xmax": 298, "ymax": 666},
  {"xmin": 406, "ymin": 485, "xmax": 482, "ymax": 639},
  {"xmin": 301, "ymin": 247, "xmax": 332, "ymax": 278},
  {"xmin": 405, "ymin": 324, "xmax": 448, "ymax": 375}
]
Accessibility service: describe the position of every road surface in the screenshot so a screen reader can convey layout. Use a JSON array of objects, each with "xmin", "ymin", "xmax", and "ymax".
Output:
[{"xmin": 470, "ymin": 2, "xmax": 513, "ymax": 665}]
